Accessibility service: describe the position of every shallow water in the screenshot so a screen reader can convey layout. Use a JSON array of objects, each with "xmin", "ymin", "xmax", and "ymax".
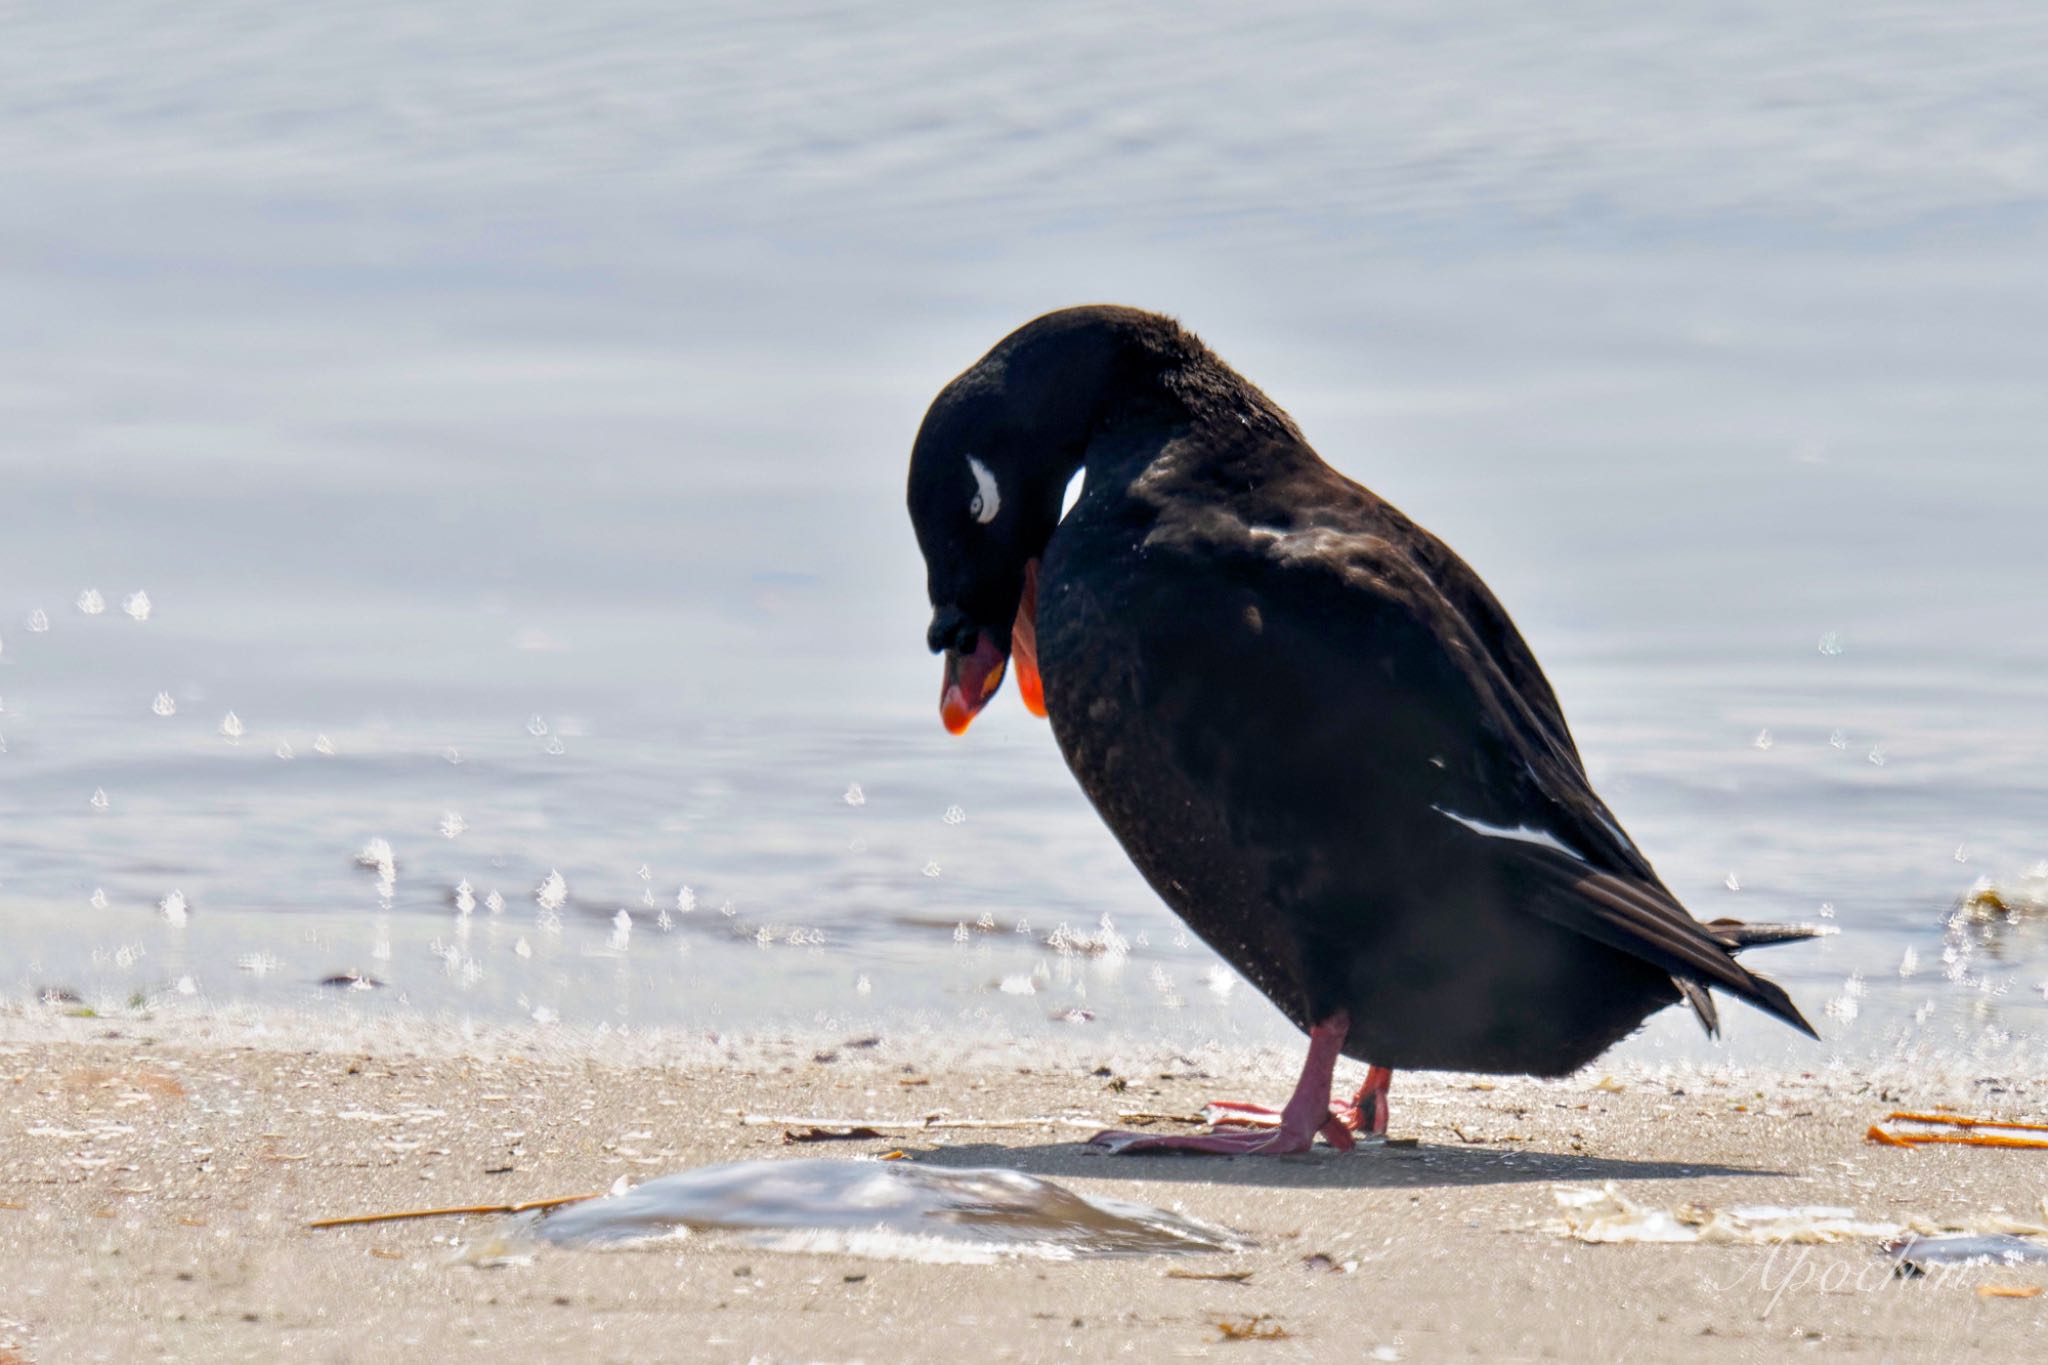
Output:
[
  {"xmin": 1889, "ymin": 1234, "xmax": 2048, "ymax": 1271},
  {"xmin": 533, "ymin": 1159, "xmax": 1246, "ymax": 1262},
  {"xmin": 3, "ymin": 3, "xmax": 2046, "ymax": 1066}
]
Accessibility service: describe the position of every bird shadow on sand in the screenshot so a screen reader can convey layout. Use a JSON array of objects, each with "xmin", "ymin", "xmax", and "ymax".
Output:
[{"xmin": 916, "ymin": 1138, "xmax": 1787, "ymax": 1190}]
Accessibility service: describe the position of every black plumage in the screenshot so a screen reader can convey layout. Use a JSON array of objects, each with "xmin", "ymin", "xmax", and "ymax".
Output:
[{"xmin": 907, "ymin": 305, "xmax": 1816, "ymax": 1150}]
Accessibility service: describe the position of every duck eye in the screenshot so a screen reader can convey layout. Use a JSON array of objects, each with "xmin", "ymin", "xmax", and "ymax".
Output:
[{"xmin": 965, "ymin": 455, "xmax": 1001, "ymax": 525}]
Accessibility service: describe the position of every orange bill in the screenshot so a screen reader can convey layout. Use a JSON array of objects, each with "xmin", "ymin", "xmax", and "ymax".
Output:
[
  {"xmin": 940, "ymin": 635, "xmax": 1007, "ymax": 735},
  {"xmin": 1012, "ymin": 558, "xmax": 1047, "ymax": 719}
]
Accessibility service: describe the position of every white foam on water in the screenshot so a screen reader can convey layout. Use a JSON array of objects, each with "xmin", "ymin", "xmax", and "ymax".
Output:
[{"xmin": 534, "ymin": 1159, "xmax": 1250, "ymax": 1263}]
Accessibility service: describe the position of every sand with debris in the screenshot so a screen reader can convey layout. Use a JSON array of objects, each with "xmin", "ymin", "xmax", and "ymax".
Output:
[{"xmin": 1, "ymin": 1013, "xmax": 2044, "ymax": 1363}]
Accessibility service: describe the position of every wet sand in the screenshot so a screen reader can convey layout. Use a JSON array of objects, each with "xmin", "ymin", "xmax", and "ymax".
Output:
[{"xmin": 1, "ymin": 1014, "xmax": 2044, "ymax": 1363}]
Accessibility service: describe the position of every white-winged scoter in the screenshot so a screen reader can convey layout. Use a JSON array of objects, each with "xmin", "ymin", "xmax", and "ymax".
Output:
[{"xmin": 907, "ymin": 305, "xmax": 1818, "ymax": 1154}]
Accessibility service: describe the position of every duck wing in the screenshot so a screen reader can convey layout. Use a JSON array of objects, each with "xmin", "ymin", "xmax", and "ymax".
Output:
[{"xmin": 1133, "ymin": 454, "xmax": 1817, "ymax": 1040}]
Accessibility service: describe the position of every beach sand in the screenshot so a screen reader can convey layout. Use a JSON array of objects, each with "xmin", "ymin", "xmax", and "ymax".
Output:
[{"xmin": 1, "ymin": 1014, "xmax": 2043, "ymax": 1363}]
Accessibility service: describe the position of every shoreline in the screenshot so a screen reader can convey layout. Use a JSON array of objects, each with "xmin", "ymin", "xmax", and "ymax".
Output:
[{"xmin": 2, "ymin": 1016, "xmax": 2045, "ymax": 1362}]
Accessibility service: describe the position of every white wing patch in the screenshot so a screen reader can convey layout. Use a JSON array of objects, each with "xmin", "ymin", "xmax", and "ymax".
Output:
[
  {"xmin": 1058, "ymin": 466, "xmax": 1085, "ymax": 521},
  {"xmin": 1433, "ymin": 805, "xmax": 1586, "ymax": 863},
  {"xmin": 966, "ymin": 455, "xmax": 1001, "ymax": 524}
]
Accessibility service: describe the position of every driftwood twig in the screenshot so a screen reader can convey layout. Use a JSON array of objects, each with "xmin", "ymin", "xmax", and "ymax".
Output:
[{"xmin": 307, "ymin": 1192, "xmax": 601, "ymax": 1230}]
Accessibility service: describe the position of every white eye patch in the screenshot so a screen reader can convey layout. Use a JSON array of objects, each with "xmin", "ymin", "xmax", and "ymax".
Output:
[{"xmin": 966, "ymin": 455, "xmax": 1001, "ymax": 524}]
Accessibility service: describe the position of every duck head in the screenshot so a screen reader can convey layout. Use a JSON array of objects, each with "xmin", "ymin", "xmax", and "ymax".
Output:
[{"xmin": 907, "ymin": 306, "xmax": 1176, "ymax": 734}]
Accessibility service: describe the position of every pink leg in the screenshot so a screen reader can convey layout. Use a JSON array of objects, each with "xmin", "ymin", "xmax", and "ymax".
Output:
[
  {"xmin": 1349, "ymin": 1064, "xmax": 1393, "ymax": 1140},
  {"xmin": 1205, "ymin": 1063, "xmax": 1394, "ymax": 1141},
  {"xmin": 1089, "ymin": 1014, "xmax": 1357, "ymax": 1155}
]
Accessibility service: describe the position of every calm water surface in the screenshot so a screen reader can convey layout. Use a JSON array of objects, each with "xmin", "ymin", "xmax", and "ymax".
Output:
[{"xmin": 2, "ymin": 2, "xmax": 2045, "ymax": 1067}]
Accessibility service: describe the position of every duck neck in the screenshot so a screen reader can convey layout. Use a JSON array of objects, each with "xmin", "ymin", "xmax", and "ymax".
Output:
[{"xmin": 997, "ymin": 306, "xmax": 1199, "ymax": 494}]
